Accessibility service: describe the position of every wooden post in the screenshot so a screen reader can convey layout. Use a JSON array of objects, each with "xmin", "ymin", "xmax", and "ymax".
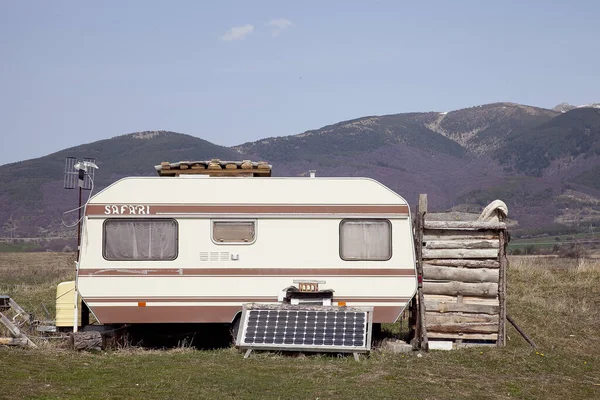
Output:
[
  {"xmin": 416, "ymin": 194, "xmax": 428, "ymax": 351},
  {"xmin": 497, "ymin": 229, "xmax": 507, "ymax": 347}
]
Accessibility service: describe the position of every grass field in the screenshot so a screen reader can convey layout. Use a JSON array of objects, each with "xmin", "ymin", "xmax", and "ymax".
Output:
[{"xmin": 1, "ymin": 253, "xmax": 599, "ymax": 400}]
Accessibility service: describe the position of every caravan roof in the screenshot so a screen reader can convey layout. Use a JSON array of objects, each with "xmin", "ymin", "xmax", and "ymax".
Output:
[{"xmin": 88, "ymin": 177, "xmax": 409, "ymax": 207}]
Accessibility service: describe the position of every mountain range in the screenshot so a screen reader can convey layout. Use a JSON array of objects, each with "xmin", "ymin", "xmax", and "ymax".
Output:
[{"xmin": 1, "ymin": 102, "xmax": 599, "ymax": 247}]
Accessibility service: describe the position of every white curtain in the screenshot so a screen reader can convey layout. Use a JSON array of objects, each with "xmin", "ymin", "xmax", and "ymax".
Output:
[
  {"xmin": 340, "ymin": 220, "xmax": 391, "ymax": 260},
  {"xmin": 104, "ymin": 220, "xmax": 177, "ymax": 260}
]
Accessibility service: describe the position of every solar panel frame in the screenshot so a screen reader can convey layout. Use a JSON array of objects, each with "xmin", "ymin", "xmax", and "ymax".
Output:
[
  {"xmin": 63, "ymin": 157, "xmax": 77, "ymax": 189},
  {"xmin": 236, "ymin": 304, "xmax": 374, "ymax": 354}
]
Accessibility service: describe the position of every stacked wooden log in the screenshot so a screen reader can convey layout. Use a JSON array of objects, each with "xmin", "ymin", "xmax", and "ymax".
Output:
[
  {"xmin": 154, "ymin": 159, "xmax": 272, "ymax": 177},
  {"xmin": 421, "ymin": 222, "xmax": 507, "ymax": 345},
  {"xmin": 414, "ymin": 196, "xmax": 508, "ymax": 349}
]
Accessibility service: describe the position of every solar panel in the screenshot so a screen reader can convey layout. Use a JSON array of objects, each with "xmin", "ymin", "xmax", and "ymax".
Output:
[{"xmin": 236, "ymin": 304, "xmax": 373, "ymax": 355}]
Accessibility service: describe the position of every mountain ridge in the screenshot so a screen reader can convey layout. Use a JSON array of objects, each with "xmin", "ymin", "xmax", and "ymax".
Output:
[{"xmin": 1, "ymin": 102, "xmax": 600, "ymax": 245}]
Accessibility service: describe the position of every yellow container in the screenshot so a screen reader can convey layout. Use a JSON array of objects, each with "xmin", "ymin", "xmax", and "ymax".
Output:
[{"xmin": 55, "ymin": 281, "xmax": 81, "ymax": 327}]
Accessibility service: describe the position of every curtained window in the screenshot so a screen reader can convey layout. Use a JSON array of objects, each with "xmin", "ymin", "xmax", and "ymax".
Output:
[
  {"xmin": 213, "ymin": 220, "xmax": 256, "ymax": 243},
  {"xmin": 103, "ymin": 219, "xmax": 178, "ymax": 260},
  {"xmin": 340, "ymin": 219, "xmax": 391, "ymax": 261}
]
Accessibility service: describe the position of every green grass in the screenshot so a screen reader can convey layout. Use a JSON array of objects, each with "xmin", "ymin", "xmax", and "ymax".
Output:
[
  {"xmin": 1, "ymin": 254, "xmax": 599, "ymax": 400},
  {"xmin": 508, "ymin": 232, "xmax": 600, "ymax": 253},
  {"xmin": 0, "ymin": 242, "xmax": 41, "ymax": 252}
]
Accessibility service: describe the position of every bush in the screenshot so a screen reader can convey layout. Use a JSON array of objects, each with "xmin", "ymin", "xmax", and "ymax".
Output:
[{"xmin": 558, "ymin": 243, "xmax": 589, "ymax": 259}]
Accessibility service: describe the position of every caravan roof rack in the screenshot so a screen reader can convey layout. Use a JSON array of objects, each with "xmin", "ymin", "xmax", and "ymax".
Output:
[{"xmin": 155, "ymin": 159, "xmax": 272, "ymax": 177}]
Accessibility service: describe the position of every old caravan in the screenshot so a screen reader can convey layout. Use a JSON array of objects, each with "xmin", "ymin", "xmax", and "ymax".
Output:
[{"xmin": 72, "ymin": 175, "xmax": 417, "ymax": 329}]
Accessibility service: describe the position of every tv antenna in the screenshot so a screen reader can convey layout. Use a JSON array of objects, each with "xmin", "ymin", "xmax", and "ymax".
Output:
[{"xmin": 63, "ymin": 157, "xmax": 98, "ymax": 253}]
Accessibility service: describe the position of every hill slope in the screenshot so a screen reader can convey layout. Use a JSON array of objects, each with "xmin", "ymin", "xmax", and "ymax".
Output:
[{"xmin": 0, "ymin": 131, "xmax": 244, "ymax": 238}]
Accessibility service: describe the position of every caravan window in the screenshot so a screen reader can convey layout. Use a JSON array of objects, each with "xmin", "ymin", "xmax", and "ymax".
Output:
[
  {"xmin": 103, "ymin": 219, "xmax": 178, "ymax": 261},
  {"xmin": 339, "ymin": 219, "xmax": 391, "ymax": 261},
  {"xmin": 212, "ymin": 220, "xmax": 256, "ymax": 244}
]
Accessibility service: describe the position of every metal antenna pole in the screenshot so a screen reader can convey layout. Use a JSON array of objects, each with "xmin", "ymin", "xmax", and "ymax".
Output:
[
  {"xmin": 64, "ymin": 158, "xmax": 97, "ymax": 333},
  {"xmin": 77, "ymin": 186, "xmax": 82, "ymax": 257}
]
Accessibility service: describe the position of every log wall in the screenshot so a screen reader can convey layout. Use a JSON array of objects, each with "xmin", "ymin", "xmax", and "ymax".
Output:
[{"xmin": 414, "ymin": 195, "xmax": 508, "ymax": 349}]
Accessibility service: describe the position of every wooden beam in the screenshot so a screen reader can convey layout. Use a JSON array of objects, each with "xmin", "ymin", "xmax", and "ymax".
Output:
[
  {"xmin": 423, "ymin": 281, "xmax": 498, "ymax": 297},
  {"xmin": 424, "ymin": 301, "xmax": 499, "ymax": 314},
  {"xmin": 424, "ymin": 230, "xmax": 499, "ymax": 241},
  {"xmin": 422, "ymin": 248, "xmax": 499, "ymax": 259},
  {"xmin": 419, "ymin": 194, "xmax": 428, "ymax": 215},
  {"xmin": 424, "ymin": 240, "xmax": 500, "ymax": 250},
  {"xmin": 427, "ymin": 332, "xmax": 498, "ymax": 341},
  {"xmin": 0, "ymin": 337, "xmax": 29, "ymax": 346},
  {"xmin": 424, "ymin": 221, "xmax": 506, "ymax": 230},
  {"xmin": 498, "ymin": 230, "xmax": 508, "ymax": 347},
  {"xmin": 423, "ymin": 265, "xmax": 499, "ymax": 283},
  {"xmin": 426, "ymin": 323, "xmax": 499, "ymax": 334},
  {"xmin": 424, "ymin": 259, "xmax": 500, "ymax": 269},
  {"xmin": 416, "ymin": 194, "xmax": 428, "ymax": 351},
  {"xmin": 0, "ymin": 313, "xmax": 20, "ymax": 337},
  {"xmin": 507, "ymin": 314, "xmax": 537, "ymax": 349}
]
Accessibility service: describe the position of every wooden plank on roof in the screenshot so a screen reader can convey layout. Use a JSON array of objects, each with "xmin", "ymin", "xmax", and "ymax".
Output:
[
  {"xmin": 241, "ymin": 160, "xmax": 253, "ymax": 169},
  {"xmin": 208, "ymin": 160, "xmax": 222, "ymax": 170},
  {"xmin": 257, "ymin": 162, "xmax": 271, "ymax": 170}
]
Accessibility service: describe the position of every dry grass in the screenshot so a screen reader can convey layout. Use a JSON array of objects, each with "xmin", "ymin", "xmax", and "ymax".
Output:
[
  {"xmin": 0, "ymin": 252, "xmax": 75, "ymax": 320},
  {"xmin": 507, "ymin": 256, "xmax": 600, "ymax": 358},
  {"xmin": 0, "ymin": 253, "xmax": 599, "ymax": 399}
]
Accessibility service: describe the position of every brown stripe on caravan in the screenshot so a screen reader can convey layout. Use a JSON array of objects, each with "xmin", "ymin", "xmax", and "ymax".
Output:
[
  {"xmin": 89, "ymin": 305, "xmax": 405, "ymax": 323},
  {"xmin": 85, "ymin": 297, "xmax": 411, "ymax": 303},
  {"xmin": 81, "ymin": 268, "xmax": 416, "ymax": 277},
  {"xmin": 91, "ymin": 305, "xmax": 242, "ymax": 323},
  {"xmin": 85, "ymin": 204, "xmax": 409, "ymax": 216},
  {"xmin": 86, "ymin": 297, "xmax": 279, "ymax": 303}
]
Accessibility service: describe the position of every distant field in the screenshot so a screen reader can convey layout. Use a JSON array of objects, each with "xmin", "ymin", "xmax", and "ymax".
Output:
[
  {"xmin": 1, "ymin": 253, "xmax": 599, "ymax": 400},
  {"xmin": 509, "ymin": 232, "xmax": 600, "ymax": 256}
]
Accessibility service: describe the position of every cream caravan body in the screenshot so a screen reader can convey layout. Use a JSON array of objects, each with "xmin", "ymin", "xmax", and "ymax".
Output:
[{"xmin": 78, "ymin": 176, "xmax": 417, "ymax": 324}]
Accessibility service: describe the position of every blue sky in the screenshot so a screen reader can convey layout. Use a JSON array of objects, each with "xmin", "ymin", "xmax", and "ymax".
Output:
[{"xmin": 1, "ymin": 0, "xmax": 599, "ymax": 164}]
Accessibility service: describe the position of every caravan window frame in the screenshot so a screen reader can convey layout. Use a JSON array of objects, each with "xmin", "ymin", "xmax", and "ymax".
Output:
[
  {"xmin": 211, "ymin": 219, "xmax": 257, "ymax": 245},
  {"xmin": 102, "ymin": 218, "xmax": 179, "ymax": 261},
  {"xmin": 339, "ymin": 218, "xmax": 392, "ymax": 261}
]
